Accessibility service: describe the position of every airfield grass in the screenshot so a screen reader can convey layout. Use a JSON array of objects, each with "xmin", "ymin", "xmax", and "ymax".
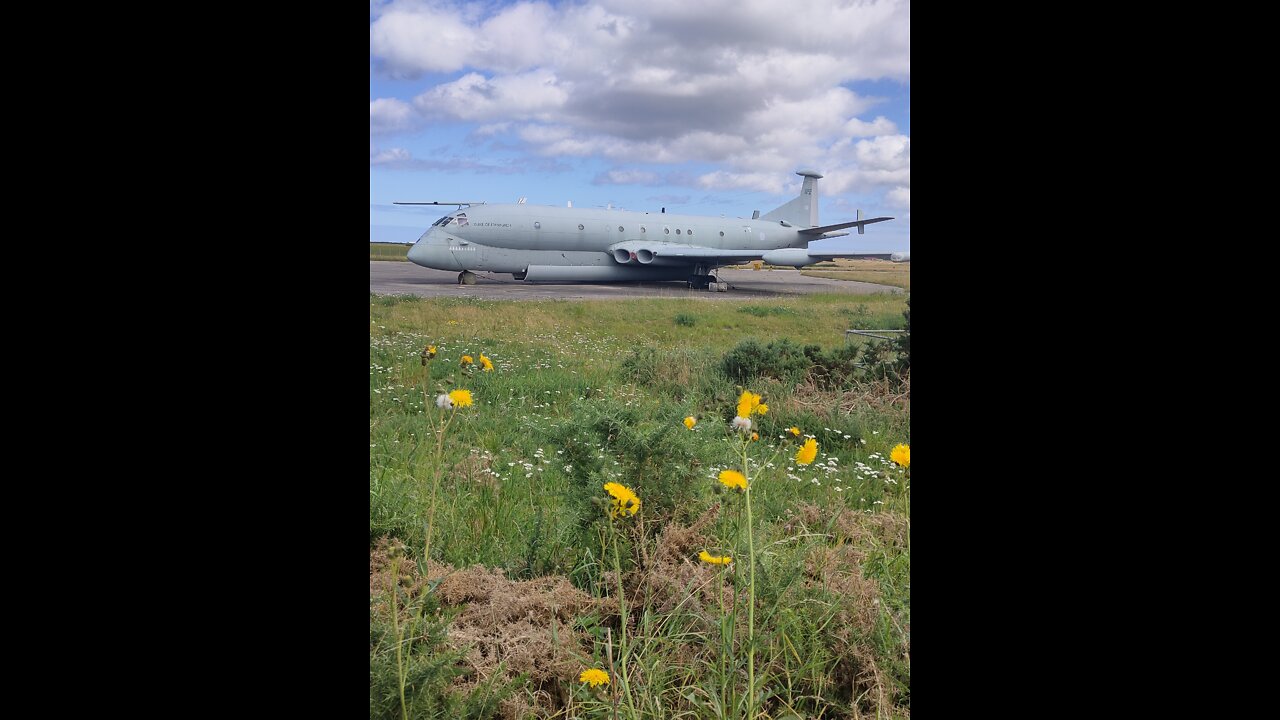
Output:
[
  {"xmin": 372, "ymin": 242, "xmax": 412, "ymax": 261},
  {"xmin": 801, "ymin": 259, "xmax": 911, "ymax": 291},
  {"xmin": 370, "ymin": 292, "xmax": 910, "ymax": 719}
]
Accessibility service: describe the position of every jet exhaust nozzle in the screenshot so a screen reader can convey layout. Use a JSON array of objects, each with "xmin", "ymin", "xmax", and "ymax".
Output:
[
  {"xmin": 636, "ymin": 248, "xmax": 654, "ymax": 264},
  {"xmin": 613, "ymin": 248, "xmax": 634, "ymax": 264}
]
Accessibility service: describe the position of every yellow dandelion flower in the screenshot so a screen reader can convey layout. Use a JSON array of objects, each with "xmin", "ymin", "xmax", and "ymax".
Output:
[
  {"xmin": 683, "ymin": 416, "xmax": 696, "ymax": 430},
  {"xmin": 891, "ymin": 443, "xmax": 910, "ymax": 468},
  {"xmin": 756, "ymin": 403, "xmax": 768, "ymax": 416},
  {"xmin": 699, "ymin": 550, "xmax": 732, "ymax": 565},
  {"xmin": 751, "ymin": 432, "xmax": 759, "ymax": 441},
  {"xmin": 603, "ymin": 482, "xmax": 641, "ymax": 518},
  {"xmin": 796, "ymin": 438, "xmax": 818, "ymax": 465},
  {"xmin": 448, "ymin": 389, "xmax": 473, "ymax": 408},
  {"xmin": 788, "ymin": 427, "xmax": 801, "ymax": 437},
  {"xmin": 736, "ymin": 391, "xmax": 762, "ymax": 420},
  {"xmin": 718, "ymin": 469, "xmax": 748, "ymax": 491},
  {"xmin": 460, "ymin": 355, "xmax": 474, "ymax": 365},
  {"xmin": 480, "ymin": 354, "xmax": 494, "ymax": 372},
  {"xmin": 579, "ymin": 668, "xmax": 610, "ymax": 687}
]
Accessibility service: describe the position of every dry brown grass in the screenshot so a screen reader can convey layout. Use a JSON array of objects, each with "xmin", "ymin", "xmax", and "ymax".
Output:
[
  {"xmin": 774, "ymin": 373, "xmax": 910, "ymax": 422},
  {"xmin": 371, "ymin": 536, "xmax": 599, "ymax": 718},
  {"xmin": 801, "ymin": 258, "xmax": 911, "ymax": 290},
  {"xmin": 777, "ymin": 503, "xmax": 910, "ymax": 719}
]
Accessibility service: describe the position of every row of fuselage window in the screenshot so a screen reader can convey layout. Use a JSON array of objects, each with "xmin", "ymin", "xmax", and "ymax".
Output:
[
  {"xmin": 540, "ymin": 222, "xmax": 727, "ymax": 238},
  {"xmin": 440, "ymin": 214, "xmax": 738, "ymax": 238}
]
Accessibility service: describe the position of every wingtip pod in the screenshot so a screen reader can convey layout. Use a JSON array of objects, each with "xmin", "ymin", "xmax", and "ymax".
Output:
[{"xmin": 891, "ymin": 251, "xmax": 910, "ymax": 263}]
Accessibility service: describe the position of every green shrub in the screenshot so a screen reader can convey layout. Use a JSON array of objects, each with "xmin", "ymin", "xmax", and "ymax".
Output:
[
  {"xmin": 674, "ymin": 313, "xmax": 697, "ymax": 327},
  {"xmin": 720, "ymin": 337, "xmax": 809, "ymax": 385}
]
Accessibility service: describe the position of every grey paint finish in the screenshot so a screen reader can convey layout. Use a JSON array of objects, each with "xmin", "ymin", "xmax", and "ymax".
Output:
[{"xmin": 399, "ymin": 170, "xmax": 902, "ymax": 282}]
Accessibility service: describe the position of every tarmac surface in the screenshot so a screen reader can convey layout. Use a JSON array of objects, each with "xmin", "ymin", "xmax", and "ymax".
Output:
[{"xmin": 370, "ymin": 262, "xmax": 902, "ymax": 300}]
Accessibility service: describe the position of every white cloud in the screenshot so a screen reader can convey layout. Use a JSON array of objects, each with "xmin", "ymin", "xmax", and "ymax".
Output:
[
  {"xmin": 370, "ymin": 146, "xmax": 413, "ymax": 165},
  {"xmin": 843, "ymin": 116, "xmax": 898, "ymax": 138},
  {"xmin": 370, "ymin": 97, "xmax": 416, "ymax": 134},
  {"xmin": 854, "ymin": 135, "xmax": 910, "ymax": 171},
  {"xmin": 696, "ymin": 171, "xmax": 790, "ymax": 194},
  {"xmin": 413, "ymin": 70, "xmax": 570, "ymax": 121},
  {"xmin": 594, "ymin": 169, "xmax": 661, "ymax": 185},
  {"xmin": 884, "ymin": 187, "xmax": 910, "ymax": 210},
  {"xmin": 371, "ymin": 1, "xmax": 910, "ymax": 197},
  {"xmin": 369, "ymin": 4, "xmax": 478, "ymax": 76}
]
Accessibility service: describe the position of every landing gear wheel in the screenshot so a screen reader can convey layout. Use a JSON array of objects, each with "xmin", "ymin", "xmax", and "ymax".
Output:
[
  {"xmin": 688, "ymin": 274, "xmax": 712, "ymax": 290},
  {"xmin": 458, "ymin": 271, "xmax": 477, "ymax": 285}
]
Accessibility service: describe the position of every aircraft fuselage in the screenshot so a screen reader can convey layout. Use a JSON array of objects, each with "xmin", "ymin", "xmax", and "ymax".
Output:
[{"xmin": 407, "ymin": 204, "xmax": 803, "ymax": 279}]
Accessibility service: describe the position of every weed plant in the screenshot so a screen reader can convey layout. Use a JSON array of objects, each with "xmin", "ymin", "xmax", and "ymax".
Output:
[{"xmin": 370, "ymin": 293, "xmax": 909, "ymax": 718}]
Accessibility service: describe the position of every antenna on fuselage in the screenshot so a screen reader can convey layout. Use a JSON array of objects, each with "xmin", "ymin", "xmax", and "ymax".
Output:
[
  {"xmin": 518, "ymin": 197, "xmax": 527, "ymax": 204},
  {"xmin": 567, "ymin": 200, "xmax": 572, "ymax": 208},
  {"xmin": 752, "ymin": 210, "xmax": 760, "ymax": 219}
]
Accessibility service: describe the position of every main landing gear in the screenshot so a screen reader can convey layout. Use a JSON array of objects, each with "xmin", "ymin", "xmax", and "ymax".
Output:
[
  {"xmin": 457, "ymin": 271, "xmax": 477, "ymax": 285},
  {"xmin": 688, "ymin": 265, "xmax": 729, "ymax": 292}
]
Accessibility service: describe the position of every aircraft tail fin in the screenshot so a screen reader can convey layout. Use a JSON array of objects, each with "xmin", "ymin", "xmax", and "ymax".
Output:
[{"xmin": 761, "ymin": 170, "xmax": 822, "ymax": 227}]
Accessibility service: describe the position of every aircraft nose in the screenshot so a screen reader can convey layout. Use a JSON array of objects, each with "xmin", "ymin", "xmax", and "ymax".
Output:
[{"xmin": 407, "ymin": 237, "xmax": 432, "ymax": 267}]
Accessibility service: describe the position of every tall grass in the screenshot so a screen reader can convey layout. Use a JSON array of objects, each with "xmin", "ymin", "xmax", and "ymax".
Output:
[
  {"xmin": 372, "ymin": 242, "xmax": 412, "ymax": 261},
  {"xmin": 370, "ymin": 294, "xmax": 910, "ymax": 718}
]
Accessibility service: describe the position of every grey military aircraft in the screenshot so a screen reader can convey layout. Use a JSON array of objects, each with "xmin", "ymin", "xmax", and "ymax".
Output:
[{"xmin": 398, "ymin": 170, "xmax": 909, "ymax": 290}]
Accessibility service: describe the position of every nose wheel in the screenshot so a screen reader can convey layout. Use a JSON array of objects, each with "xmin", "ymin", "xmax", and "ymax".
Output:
[{"xmin": 457, "ymin": 271, "xmax": 477, "ymax": 285}]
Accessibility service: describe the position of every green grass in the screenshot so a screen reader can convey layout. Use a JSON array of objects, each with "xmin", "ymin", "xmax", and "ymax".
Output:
[
  {"xmin": 372, "ymin": 242, "xmax": 412, "ymax": 261},
  {"xmin": 370, "ymin": 293, "xmax": 910, "ymax": 718}
]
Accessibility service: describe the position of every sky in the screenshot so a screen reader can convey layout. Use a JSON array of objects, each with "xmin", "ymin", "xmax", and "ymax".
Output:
[{"xmin": 370, "ymin": 0, "xmax": 910, "ymax": 255}]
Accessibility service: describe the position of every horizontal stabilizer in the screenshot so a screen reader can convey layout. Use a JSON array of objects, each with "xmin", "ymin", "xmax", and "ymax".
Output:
[
  {"xmin": 798, "ymin": 216, "xmax": 893, "ymax": 236},
  {"xmin": 393, "ymin": 201, "xmax": 485, "ymax": 206}
]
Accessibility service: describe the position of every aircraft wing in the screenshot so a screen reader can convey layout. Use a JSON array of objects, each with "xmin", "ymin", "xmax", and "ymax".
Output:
[
  {"xmin": 650, "ymin": 245, "xmax": 909, "ymax": 265},
  {"xmin": 807, "ymin": 252, "xmax": 895, "ymax": 261},
  {"xmin": 650, "ymin": 246, "xmax": 768, "ymax": 264}
]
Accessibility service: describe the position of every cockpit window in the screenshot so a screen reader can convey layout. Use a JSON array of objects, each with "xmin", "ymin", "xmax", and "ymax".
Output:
[{"xmin": 432, "ymin": 215, "xmax": 454, "ymax": 227}]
